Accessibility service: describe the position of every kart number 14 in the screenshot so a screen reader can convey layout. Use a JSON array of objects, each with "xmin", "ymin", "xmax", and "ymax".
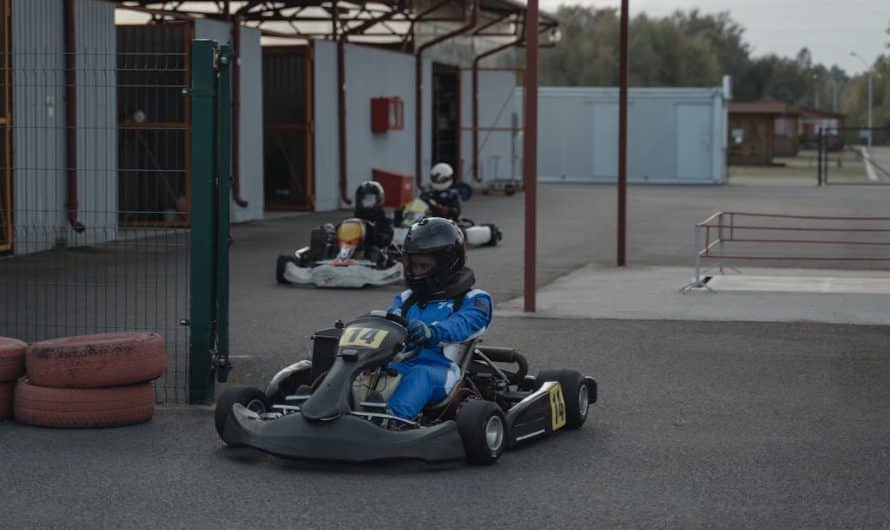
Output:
[{"xmin": 339, "ymin": 327, "xmax": 389, "ymax": 349}]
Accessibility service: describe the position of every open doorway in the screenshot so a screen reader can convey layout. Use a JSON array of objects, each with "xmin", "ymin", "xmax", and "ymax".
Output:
[
  {"xmin": 116, "ymin": 23, "xmax": 192, "ymax": 227},
  {"xmin": 432, "ymin": 63, "xmax": 460, "ymax": 178},
  {"xmin": 262, "ymin": 46, "xmax": 313, "ymax": 211}
]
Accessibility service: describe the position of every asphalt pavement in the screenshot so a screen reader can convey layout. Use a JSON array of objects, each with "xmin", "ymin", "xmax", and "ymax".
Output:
[
  {"xmin": 2, "ymin": 182, "xmax": 890, "ymax": 528},
  {"xmin": 2, "ymin": 318, "xmax": 888, "ymax": 529}
]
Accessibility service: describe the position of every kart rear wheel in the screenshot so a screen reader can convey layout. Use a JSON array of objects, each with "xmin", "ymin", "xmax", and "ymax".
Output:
[
  {"xmin": 536, "ymin": 369, "xmax": 589, "ymax": 429},
  {"xmin": 457, "ymin": 399, "xmax": 505, "ymax": 465},
  {"xmin": 215, "ymin": 385, "xmax": 270, "ymax": 446}
]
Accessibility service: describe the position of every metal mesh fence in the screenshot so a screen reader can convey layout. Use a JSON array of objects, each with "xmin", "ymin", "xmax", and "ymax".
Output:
[
  {"xmin": 823, "ymin": 128, "xmax": 890, "ymax": 185},
  {"xmin": 0, "ymin": 22, "xmax": 192, "ymax": 402}
]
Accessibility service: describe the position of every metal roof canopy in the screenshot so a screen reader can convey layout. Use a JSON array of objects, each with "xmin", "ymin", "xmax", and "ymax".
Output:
[{"xmin": 110, "ymin": 1, "xmax": 558, "ymax": 45}]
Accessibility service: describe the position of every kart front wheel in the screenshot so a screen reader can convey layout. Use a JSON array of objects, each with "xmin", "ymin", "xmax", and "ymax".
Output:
[
  {"xmin": 215, "ymin": 385, "xmax": 270, "ymax": 446},
  {"xmin": 457, "ymin": 399, "xmax": 506, "ymax": 465},
  {"xmin": 536, "ymin": 369, "xmax": 589, "ymax": 429},
  {"xmin": 276, "ymin": 255, "xmax": 293, "ymax": 285}
]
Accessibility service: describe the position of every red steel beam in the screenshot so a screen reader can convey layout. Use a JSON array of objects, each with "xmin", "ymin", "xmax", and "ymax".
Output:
[
  {"xmin": 414, "ymin": 0, "xmax": 479, "ymax": 188},
  {"xmin": 472, "ymin": 13, "xmax": 523, "ymax": 182},
  {"xmin": 230, "ymin": 8, "xmax": 249, "ymax": 208},
  {"xmin": 616, "ymin": 0, "xmax": 628, "ymax": 267},
  {"xmin": 522, "ymin": 0, "xmax": 538, "ymax": 312},
  {"xmin": 64, "ymin": 0, "xmax": 85, "ymax": 232},
  {"xmin": 338, "ymin": 5, "xmax": 403, "ymax": 205}
]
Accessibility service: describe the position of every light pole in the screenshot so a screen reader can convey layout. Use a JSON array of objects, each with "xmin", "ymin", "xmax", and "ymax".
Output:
[{"xmin": 850, "ymin": 51, "xmax": 873, "ymax": 147}]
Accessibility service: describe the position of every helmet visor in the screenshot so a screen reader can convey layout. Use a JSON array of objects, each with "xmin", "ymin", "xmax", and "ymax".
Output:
[
  {"xmin": 360, "ymin": 194, "xmax": 378, "ymax": 208},
  {"xmin": 404, "ymin": 253, "xmax": 438, "ymax": 279}
]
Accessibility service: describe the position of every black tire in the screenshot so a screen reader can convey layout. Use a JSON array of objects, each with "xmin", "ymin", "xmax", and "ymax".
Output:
[
  {"xmin": 215, "ymin": 385, "xmax": 270, "ymax": 446},
  {"xmin": 456, "ymin": 399, "xmax": 506, "ymax": 465},
  {"xmin": 483, "ymin": 224, "xmax": 501, "ymax": 247},
  {"xmin": 276, "ymin": 255, "xmax": 292, "ymax": 285},
  {"xmin": 536, "ymin": 369, "xmax": 589, "ymax": 429}
]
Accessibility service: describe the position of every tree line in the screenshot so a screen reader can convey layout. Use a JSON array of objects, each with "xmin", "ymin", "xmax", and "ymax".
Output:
[{"xmin": 540, "ymin": 6, "xmax": 889, "ymax": 129}]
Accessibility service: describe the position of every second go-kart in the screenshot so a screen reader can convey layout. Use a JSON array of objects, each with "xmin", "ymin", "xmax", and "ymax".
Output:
[
  {"xmin": 276, "ymin": 218, "xmax": 402, "ymax": 288},
  {"xmin": 392, "ymin": 198, "xmax": 502, "ymax": 249},
  {"xmin": 215, "ymin": 311, "xmax": 598, "ymax": 465}
]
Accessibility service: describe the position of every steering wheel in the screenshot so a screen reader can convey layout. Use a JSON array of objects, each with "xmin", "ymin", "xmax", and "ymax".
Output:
[{"xmin": 384, "ymin": 312, "xmax": 408, "ymax": 327}]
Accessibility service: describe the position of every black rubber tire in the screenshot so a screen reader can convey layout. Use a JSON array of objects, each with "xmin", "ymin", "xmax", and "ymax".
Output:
[
  {"xmin": 456, "ymin": 399, "xmax": 506, "ymax": 465},
  {"xmin": 483, "ymin": 224, "xmax": 501, "ymax": 247},
  {"xmin": 0, "ymin": 337, "xmax": 27, "ymax": 383},
  {"xmin": 26, "ymin": 332, "xmax": 166, "ymax": 389},
  {"xmin": 215, "ymin": 385, "xmax": 270, "ymax": 446},
  {"xmin": 536, "ymin": 369, "xmax": 589, "ymax": 429},
  {"xmin": 14, "ymin": 380, "xmax": 155, "ymax": 428},
  {"xmin": 276, "ymin": 255, "xmax": 292, "ymax": 285}
]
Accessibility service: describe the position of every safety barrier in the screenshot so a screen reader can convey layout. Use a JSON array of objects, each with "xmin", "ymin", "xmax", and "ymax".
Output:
[{"xmin": 686, "ymin": 211, "xmax": 890, "ymax": 289}]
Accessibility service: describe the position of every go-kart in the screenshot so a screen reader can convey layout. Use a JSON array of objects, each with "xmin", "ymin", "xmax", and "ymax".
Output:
[
  {"xmin": 215, "ymin": 312, "xmax": 598, "ymax": 465},
  {"xmin": 392, "ymin": 197, "xmax": 502, "ymax": 249},
  {"xmin": 276, "ymin": 218, "xmax": 402, "ymax": 288}
]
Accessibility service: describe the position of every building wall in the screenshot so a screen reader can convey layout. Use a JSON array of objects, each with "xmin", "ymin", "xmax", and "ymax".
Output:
[
  {"xmin": 74, "ymin": 0, "xmax": 117, "ymax": 246},
  {"xmin": 518, "ymin": 87, "xmax": 727, "ymax": 184},
  {"xmin": 459, "ymin": 69, "xmax": 518, "ymax": 184},
  {"xmin": 12, "ymin": 0, "xmax": 65, "ymax": 254},
  {"xmin": 728, "ymin": 114, "xmax": 775, "ymax": 165},
  {"xmin": 313, "ymin": 42, "xmax": 432, "ymax": 211},
  {"xmin": 12, "ymin": 0, "xmax": 116, "ymax": 254},
  {"xmin": 312, "ymin": 39, "xmax": 338, "ymax": 212},
  {"xmin": 194, "ymin": 19, "xmax": 264, "ymax": 223}
]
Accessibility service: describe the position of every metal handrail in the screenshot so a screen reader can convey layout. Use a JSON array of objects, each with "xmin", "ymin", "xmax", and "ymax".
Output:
[{"xmin": 686, "ymin": 211, "xmax": 890, "ymax": 290}]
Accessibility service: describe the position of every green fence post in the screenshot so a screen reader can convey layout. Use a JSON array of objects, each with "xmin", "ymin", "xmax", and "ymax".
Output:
[
  {"xmin": 189, "ymin": 40, "xmax": 219, "ymax": 403},
  {"xmin": 817, "ymin": 128, "xmax": 823, "ymax": 186},
  {"xmin": 215, "ymin": 44, "xmax": 233, "ymax": 383}
]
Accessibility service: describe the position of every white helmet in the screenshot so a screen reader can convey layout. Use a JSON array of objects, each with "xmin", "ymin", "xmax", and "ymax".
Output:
[{"xmin": 430, "ymin": 162, "xmax": 454, "ymax": 191}]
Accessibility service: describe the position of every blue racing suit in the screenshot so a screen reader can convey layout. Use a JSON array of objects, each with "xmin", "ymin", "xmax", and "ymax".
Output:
[{"xmin": 386, "ymin": 287, "xmax": 493, "ymax": 419}]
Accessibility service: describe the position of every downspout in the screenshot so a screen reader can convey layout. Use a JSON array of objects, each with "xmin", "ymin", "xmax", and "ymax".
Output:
[
  {"xmin": 472, "ymin": 16, "xmax": 524, "ymax": 182},
  {"xmin": 64, "ymin": 0, "xmax": 85, "ymax": 232},
  {"xmin": 230, "ymin": 14, "xmax": 248, "ymax": 207},
  {"xmin": 337, "ymin": 8, "xmax": 402, "ymax": 206},
  {"xmin": 414, "ymin": 0, "xmax": 479, "ymax": 188}
]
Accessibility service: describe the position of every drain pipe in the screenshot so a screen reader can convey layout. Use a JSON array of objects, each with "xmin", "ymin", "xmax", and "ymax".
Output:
[
  {"xmin": 338, "ymin": 9, "xmax": 403, "ymax": 206},
  {"xmin": 472, "ymin": 18, "xmax": 524, "ymax": 182},
  {"xmin": 230, "ymin": 14, "xmax": 248, "ymax": 208},
  {"xmin": 64, "ymin": 0, "xmax": 85, "ymax": 232},
  {"xmin": 414, "ymin": 0, "xmax": 479, "ymax": 188}
]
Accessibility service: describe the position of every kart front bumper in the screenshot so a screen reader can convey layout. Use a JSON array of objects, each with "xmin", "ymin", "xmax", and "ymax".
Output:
[
  {"xmin": 281, "ymin": 260, "xmax": 403, "ymax": 288},
  {"xmin": 223, "ymin": 404, "xmax": 466, "ymax": 463}
]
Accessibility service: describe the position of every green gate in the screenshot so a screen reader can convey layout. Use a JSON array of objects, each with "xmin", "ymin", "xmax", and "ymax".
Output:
[{"xmin": 188, "ymin": 40, "xmax": 233, "ymax": 403}]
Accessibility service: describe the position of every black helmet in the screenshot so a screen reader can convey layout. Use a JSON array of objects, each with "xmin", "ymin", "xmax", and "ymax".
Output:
[
  {"xmin": 402, "ymin": 217, "xmax": 465, "ymax": 297},
  {"xmin": 355, "ymin": 181, "xmax": 384, "ymax": 213}
]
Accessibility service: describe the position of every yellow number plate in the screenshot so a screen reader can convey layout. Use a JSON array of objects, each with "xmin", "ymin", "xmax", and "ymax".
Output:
[
  {"xmin": 338, "ymin": 327, "xmax": 389, "ymax": 349},
  {"xmin": 549, "ymin": 384, "xmax": 567, "ymax": 431}
]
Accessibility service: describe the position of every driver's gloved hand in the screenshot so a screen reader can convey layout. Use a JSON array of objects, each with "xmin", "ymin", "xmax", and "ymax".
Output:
[{"xmin": 407, "ymin": 320, "xmax": 439, "ymax": 346}]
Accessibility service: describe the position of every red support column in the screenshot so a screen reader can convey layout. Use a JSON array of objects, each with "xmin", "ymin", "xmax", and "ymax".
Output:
[
  {"xmin": 617, "ymin": 0, "xmax": 629, "ymax": 266},
  {"xmin": 522, "ymin": 0, "xmax": 539, "ymax": 312}
]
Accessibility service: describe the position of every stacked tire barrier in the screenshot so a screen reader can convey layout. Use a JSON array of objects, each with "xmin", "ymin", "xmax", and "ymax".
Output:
[
  {"xmin": 0, "ymin": 332, "xmax": 166, "ymax": 428},
  {"xmin": 0, "ymin": 338, "xmax": 27, "ymax": 420}
]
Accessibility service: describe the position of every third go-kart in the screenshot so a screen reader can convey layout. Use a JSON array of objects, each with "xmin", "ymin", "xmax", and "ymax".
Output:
[
  {"xmin": 392, "ymin": 197, "xmax": 502, "ymax": 249},
  {"xmin": 276, "ymin": 218, "xmax": 402, "ymax": 288},
  {"xmin": 216, "ymin": 311, "xmax": 598, "ymax": 465}
]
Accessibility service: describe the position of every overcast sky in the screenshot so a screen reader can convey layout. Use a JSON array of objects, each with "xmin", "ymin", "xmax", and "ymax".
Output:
[{"xmin": 542, "ymin": 0, "xmax": 889, "ymax": 75}]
